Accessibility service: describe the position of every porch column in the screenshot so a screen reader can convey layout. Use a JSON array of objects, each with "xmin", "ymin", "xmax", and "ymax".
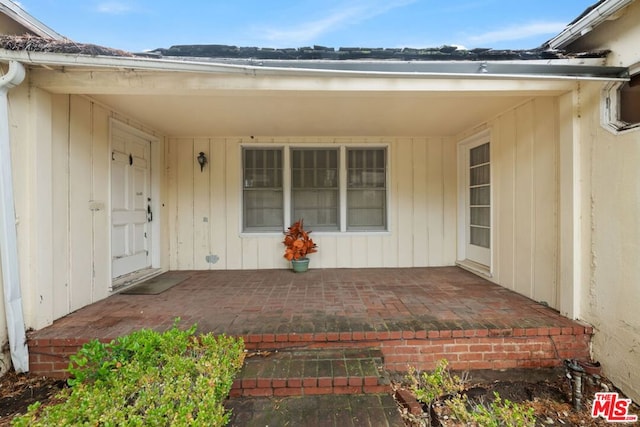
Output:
[{"xmin": 558, "ymin": 90, "xmax": 582, "ymax": 319}]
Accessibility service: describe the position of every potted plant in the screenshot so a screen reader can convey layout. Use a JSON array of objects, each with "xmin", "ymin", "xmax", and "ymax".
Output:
[{"xmin": 283, "ymin": 219, "xmax": 317, "ymax": 272}]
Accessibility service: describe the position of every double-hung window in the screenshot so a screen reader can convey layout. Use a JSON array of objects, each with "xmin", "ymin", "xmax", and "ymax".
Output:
[
  {"xmin": 242, "ymin": 148, "xmax": 283, "ymax": 232},
  {"xmin": 242, "ymin": 146, "xmax": 387, "ymax": 233},
  {"xmin": 291, "ymin": 149, "xmax": 340, "ymax": 231},
  {"xmin": 347, "ymin": 148, "xmax": 386, "ymax": 231}
]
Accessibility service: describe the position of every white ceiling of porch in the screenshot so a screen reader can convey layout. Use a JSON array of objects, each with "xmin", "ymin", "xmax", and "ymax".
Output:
[{"xmin": 93, "ymin": 92, "xmax": 533, "ymax": 137}]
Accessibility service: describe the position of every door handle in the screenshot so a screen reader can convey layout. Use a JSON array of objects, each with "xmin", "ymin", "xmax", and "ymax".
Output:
[{"xmin": 147, "ymin": 204, "xmax": 153, "ymax": 222}]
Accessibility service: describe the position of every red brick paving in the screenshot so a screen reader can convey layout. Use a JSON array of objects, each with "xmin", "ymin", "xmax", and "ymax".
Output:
[{"xmin": 27, "ymin": 267, "xmax": 592, "ymax": 377}]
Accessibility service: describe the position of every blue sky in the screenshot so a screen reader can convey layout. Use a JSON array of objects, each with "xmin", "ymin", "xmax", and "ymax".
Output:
[{"xmin": 17, "ymin": 1, "xmax": 596, "ymax": 53}]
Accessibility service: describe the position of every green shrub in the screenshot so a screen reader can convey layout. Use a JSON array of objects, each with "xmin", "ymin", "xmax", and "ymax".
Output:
[
  {"xmin": 445, "ymin": 392, "xmax": 536, "ymax": 427},
  {"xmin": 408, "ymin": 359, "xmax": 536, "ymax": 427},
  {"xmin": 13, "ymin": 322, "xmax": 245, "ymax": 427},
  {"xmin": 407, "ymin": 359, "xmax": 466, "ymax": 406}
]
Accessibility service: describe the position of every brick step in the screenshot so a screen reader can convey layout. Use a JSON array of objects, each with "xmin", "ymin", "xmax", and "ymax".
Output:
[{"xmin": 230, "ymin": 347, "xmax": 390, "ymax": 397}]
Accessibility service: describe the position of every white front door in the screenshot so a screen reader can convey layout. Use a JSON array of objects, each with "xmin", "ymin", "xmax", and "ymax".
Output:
[
  {"xmin": 458, "ymin": 131, "xmax": 491, "ymax": 268},
  {"xmin": 111, "ymin": 127, "xmax": 151, "ymax": 279}
]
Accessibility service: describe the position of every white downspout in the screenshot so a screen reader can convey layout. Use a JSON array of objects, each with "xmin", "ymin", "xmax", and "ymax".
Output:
[{"xmin": 0, "ymin": 60, "xmax": 28, "ymax": 373}]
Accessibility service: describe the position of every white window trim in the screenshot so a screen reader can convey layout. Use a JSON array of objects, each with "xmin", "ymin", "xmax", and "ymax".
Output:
[
  {"xmin": 601, "ymin": 63, "xmax": 640, "ymax": 135},
  {"xmin": 240, "ymin": 142, "xmax": 391, "ymax": 235}
]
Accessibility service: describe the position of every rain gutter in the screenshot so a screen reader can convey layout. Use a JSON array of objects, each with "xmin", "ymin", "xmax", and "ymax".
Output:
[
  {"xmin": 0, "ymin": 49, "xmax": 629, "ymax": 82},
  {"xmin": 0, "ymin": 60, "xmax": 28, "ymax": 373},
  {"xmin": 547, "ymin": 0, "xmax": 635, "ymax": 49}
]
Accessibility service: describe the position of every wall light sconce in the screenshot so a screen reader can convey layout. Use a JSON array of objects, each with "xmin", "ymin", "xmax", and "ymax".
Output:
[{"xmin": 197, "ymin": 152, "xmax": 208, "ymax": 172}]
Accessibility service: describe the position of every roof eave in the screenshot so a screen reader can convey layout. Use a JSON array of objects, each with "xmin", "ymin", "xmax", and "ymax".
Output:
[
  {"xmin": 0, "ymin": 49, "xmax": 629, "ymax": 82},
  {"xmin": 547, "ymin": 0, "xmax": 635, "ymax": 50}
]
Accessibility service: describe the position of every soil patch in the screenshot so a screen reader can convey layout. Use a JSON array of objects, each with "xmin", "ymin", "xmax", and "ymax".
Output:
[
  {"xmin": 0, "ymin": 372, "xmax": 66, "ymax": 426},
  {"xmin": 1, "ymin": 367, "xmax": 638, "ymax": 426},
  {"xmin": 394, "ymin": 368, "xmax": 639, "ymax": 426}
]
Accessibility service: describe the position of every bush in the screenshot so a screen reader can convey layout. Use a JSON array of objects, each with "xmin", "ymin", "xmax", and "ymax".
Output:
[
  {"xmin": 407, "ymin": 359, "xmax": 466, "ymax": 406},
  {"xmin": 446, "ymin": 392, "xmax": 536, "ymax": 427},
  {"xmin": 408, "ymin": 359, "xmax": 535, "ymax": 427},
  {"xmin": 13, "ymin": 322, "xmax": 245, "ymax": 427}
]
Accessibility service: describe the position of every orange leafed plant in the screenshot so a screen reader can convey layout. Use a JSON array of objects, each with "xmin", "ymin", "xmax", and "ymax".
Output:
[{"xmin": 283, "ymin": 219, "xmax": 318, "ymax": 261}]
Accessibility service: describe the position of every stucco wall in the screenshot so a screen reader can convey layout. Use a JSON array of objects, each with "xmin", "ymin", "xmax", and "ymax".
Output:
[
  {"xmin": 576, "ymin": 81, "xmax": 640, "ymax": 403},
  {"xmin": 166, "ymin": 136, "xmax": 458, "ymax": 270},
  {"xmin": 567, "ymin": 1, "xmax": 640, "ymax": 67},
  {"xmin": 563, "ymin": 0, "xmax": 640, "ymax": 404}
]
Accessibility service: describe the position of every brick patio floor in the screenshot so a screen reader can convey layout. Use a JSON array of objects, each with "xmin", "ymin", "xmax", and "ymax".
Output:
[{"xmin": 28, "ymin": 267, "xmax": 592, "ymax": 377}]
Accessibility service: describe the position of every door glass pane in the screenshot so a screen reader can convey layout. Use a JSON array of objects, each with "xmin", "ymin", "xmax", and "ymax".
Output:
[
  {"xmin": 470, "ymin": 227, "xmax": 490, "ymax": 248},
  {"xmin": 470, "ymin": 186, "xmax": 490, "ymax": 205},
  {"xmin": 470, "ymin": 143, "xmax": 489, "ymax": 166},
  {"xmin": 470, "ymin": 207, "xmax": 490, "ymax": 227},
  {"xmin": 470, "ymin": 164, "xmax": 490, "ymax": 186}
]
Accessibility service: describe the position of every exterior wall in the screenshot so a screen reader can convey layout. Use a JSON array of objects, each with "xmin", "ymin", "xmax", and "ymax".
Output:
[
  {"xmin": 166, "ymin": 137, "xmax": 457, "ymax": 270},
  {"xmin": 567, "ymin": 1, "xmax": 640, "ymax": 67},
  {"xmin": 564, "ymin": 0, "xmax": 640, "ymax": 404},
  {"xmin": 461, "ymin": 97, "xmax": 560, "ymax": 309},
  {"xmin": 576, "ymin": 81, "xmax": 640, "ymax": 403},
  {"xmin": 0, "ymin": 14, "xmax": 29, "ymax": 36},
  {"xmin": 3, "ymin": 84, "xmax": 167, "ymax": 343}
]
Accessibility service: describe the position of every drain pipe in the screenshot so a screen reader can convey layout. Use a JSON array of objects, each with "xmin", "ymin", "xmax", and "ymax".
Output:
[
  {"xmin": 565, "ymin": 359, "xmax": 585, "ymax": 411},
  {"xmin": 0, "ymin": 60, "xmax": 28, "ymax": 373}
]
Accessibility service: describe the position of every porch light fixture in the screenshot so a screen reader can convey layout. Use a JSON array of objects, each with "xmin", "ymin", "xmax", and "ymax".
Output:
[{"xmin": 197, "ymin": 152, "xmax": 207, "ymax": 172}]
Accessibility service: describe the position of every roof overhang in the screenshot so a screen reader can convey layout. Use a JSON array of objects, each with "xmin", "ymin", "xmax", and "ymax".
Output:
[
  {"xmin": 547, "ymin": 0, "xmax": 635, "ymax": 49},
  {"xmin": 0, "ymin": 49, "xmax": 630, "ymax": 137},
  {"xmin": 0, "ymin": 49, "xmax": 629, "ymax": 85},
  {"xmin": 0, "ymin": 0, "xmax": 63, "ymax": 40}
]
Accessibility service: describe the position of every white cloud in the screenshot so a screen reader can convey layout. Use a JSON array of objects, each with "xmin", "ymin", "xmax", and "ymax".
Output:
[
  {"xmin": 467, "ymin": 22, "xmax": 567, "ymax": 45},
  {"xmin": 96, "ymin": 2, "xmax": 132, "ymax": 15},
  {"xmin": 260, "ymin": 0, "xmax": 417, "ymax": 45}
]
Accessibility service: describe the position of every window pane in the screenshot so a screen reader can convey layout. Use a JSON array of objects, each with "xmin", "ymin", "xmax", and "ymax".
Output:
[
  {"xmin": 347, "ymin": 190, "xmax": 386, "ymax": 229},
  {"xmin": 620, "ymin": 78, "xmax": 640, "ymax": 124},
  {"xmin": 347, "ymin": 149, "xmax": 387, "ymax": 230},
  {"xmin": 243, "ymin": 148, "xmax": 283, "ymax": 231},
  {"xmin": 470, "ymin": 164, "xmax": 490, "ymax": 186},
  {"xmin": 470, "ymin": 226, "xmax": 490, "ymax": 248},
  {"xmin": 470, "ymin": 207, "xmax": 490, "ymax": 227},
  {"xmin": 470, "ymin": 142, "xmax": 489, "ymax": 166},
  {"xmin": 244, "ymin": 190, "xmax": 283, "ymax": 229},
  {"xmin": 292, "ymin": 189, "xmax": 339, "ymax": 229},
  {"xmin": 470, "ymin": 186, "xmax": 490, "ymax": 206}
]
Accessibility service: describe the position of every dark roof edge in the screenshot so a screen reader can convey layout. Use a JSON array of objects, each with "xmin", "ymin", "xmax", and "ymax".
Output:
[{"xmin": 145, "ymin": 44, "xmax": 608, "ymax": 62}]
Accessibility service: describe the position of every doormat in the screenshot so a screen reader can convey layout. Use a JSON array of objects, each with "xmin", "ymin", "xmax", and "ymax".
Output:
[{"xmin": 120, "ymin": 273, "xmax": 190, "ymax": 295}]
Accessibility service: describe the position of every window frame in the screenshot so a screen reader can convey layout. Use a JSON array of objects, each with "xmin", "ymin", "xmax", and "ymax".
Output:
[
  {"xmin": 602, "ymin": 64, "xmax": 640, "ymax": 135},
  {"xmin": 241, "ymin": 143, "xmax": 390, "ymax": 235},
  {"xmin": 241, "ymin": 146, "xmax": 285, "ymax": 232}
]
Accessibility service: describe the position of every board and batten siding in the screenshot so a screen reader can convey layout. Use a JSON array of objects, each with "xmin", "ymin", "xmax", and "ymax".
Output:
[
  {"xmin": 166, "ymin": 137, "xmax": 457, "ymax": 270},
  {"xmin": 485, "ymin": 97, "xmax": 559, "ymax": 308},
  {"xmin": 9, "ymin": 90, "xmax": 166, "ymax": 330}
]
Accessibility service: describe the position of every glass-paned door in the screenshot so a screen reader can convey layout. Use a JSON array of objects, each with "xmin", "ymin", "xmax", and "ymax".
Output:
[{"xmin": 466, "ymin": 141, "xmax": 491, "ymax": 266}]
